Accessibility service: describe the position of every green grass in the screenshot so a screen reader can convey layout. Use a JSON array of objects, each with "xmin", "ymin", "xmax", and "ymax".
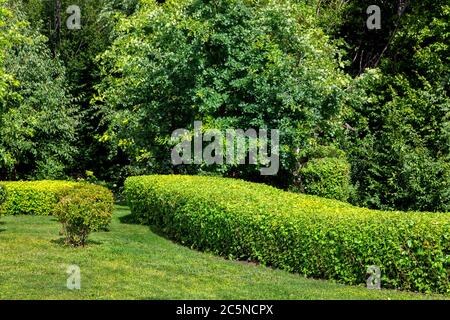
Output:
[{"xmin": 0, "ymin": 206, "xmax": 447, "ymax": 300}]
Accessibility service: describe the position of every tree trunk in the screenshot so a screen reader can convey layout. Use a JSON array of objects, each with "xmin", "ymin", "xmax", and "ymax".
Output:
[{"xmin": 53, "ymin": 0, "xmax": 62, "ymax": 57}]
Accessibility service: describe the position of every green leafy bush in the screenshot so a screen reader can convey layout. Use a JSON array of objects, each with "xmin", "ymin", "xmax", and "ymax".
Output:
[
  {"xmin": 293, "ymin": 145, "xmax": 353, "ymax": 202},
  {"xmin": 125, "ymin": 175, "xmax": 450, "ymax": 294},
  {"xmin": 55, "ymin": 184, "xmax": 114, "ymax": 246},
  {"xmin": 299, "ymin": 157, "xmax": 352, "ymax": 202}
]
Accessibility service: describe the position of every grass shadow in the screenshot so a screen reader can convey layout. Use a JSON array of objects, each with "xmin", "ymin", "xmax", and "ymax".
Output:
[
  {"xmin": 98, "ymin": 226, "xmax": 111, "ymax": 232},
  {"xmin": 119, "ymin": 213, "xmax": 141, "ymax": 225},
  {"xmin": 147, "ymin": 224, "xmax": 186, "ymax": 246},
  {"xmin": 148, "ymin": 225, "xmax": 169, "ymax": 239},
  {"xmin": 50, "ymin": 238, "xmax": 103, "ymax": 247},
  {"xmin": 146, "ymin": 224, "xmax": 262, "ymax": 267}
]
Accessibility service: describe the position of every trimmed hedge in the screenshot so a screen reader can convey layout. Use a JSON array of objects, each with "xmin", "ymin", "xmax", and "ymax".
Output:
[
  {"xmin": 0, "ymin": 181, "xmax": 79, "ymax": 216},
  {"xmin": 125, "ymin": 175, "xmax": 450, "ymax": 294}
]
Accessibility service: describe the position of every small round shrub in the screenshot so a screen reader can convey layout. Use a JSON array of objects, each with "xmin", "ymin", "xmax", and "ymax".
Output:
[
  {"xmin": 299, "ymin": 157, "xmax": 352, "ymax": 201},
  {"xmin": 294, "ymin": 145, "xmax": 353, "ymax": 202},
  {"xmin": 55, "ymin": 184, "xmax": 114, "ymax": 247}
]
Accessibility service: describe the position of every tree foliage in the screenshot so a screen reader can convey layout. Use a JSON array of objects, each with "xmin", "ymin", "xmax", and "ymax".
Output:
[
  {"xmin": 96, "ymin": 0, "xmax": 352, "ymax": 184},
  {"xmin": 341, "ymin": 1, "xmax": 450, "ymax": 211},
  {"xmin": 0, "ymin": 3, "xmax": 78, "ymax": 180}
]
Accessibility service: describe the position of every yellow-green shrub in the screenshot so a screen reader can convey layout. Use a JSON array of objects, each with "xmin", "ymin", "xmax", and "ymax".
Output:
[
  {"xmin": 54, "ymin": 184, "xmax": 114, "ymax": 246},
  {"xmin": 125, "ymin": 175, "xmax": 450, "ymax": 294},
  {"xmin": 293, "ymin": 145, "xmax": 353, "ymax": 202}
]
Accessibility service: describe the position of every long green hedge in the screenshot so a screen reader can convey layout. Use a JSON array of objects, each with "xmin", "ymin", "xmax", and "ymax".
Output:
[{"xmin": 125, "ymin": 175, "xmax": 450, "ymax": 294}]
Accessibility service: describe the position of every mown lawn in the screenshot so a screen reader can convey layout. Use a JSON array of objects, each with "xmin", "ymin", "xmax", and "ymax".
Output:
[{"xmin": 0, "ymin": 205, "xmax": 447, "ymax": 300}]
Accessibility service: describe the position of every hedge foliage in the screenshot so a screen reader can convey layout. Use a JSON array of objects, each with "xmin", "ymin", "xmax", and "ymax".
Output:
[
  {"xmin": 55, "ymin": 184, "xmax": 114, "ymax": 246},
  {"xmin": 299, "ymin": 157, "xmax": 351, "ymax": 201},
  {"xmin": 0, "ymin": 181, "xmax": 113, "ymax": 218},
  {"xmin": 0, "ymin": 181, "xmax": 78, "ymax": 215},
  {"xmin": 125, "ymin": 175, "xmax": 450, "ymax": 294}
]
